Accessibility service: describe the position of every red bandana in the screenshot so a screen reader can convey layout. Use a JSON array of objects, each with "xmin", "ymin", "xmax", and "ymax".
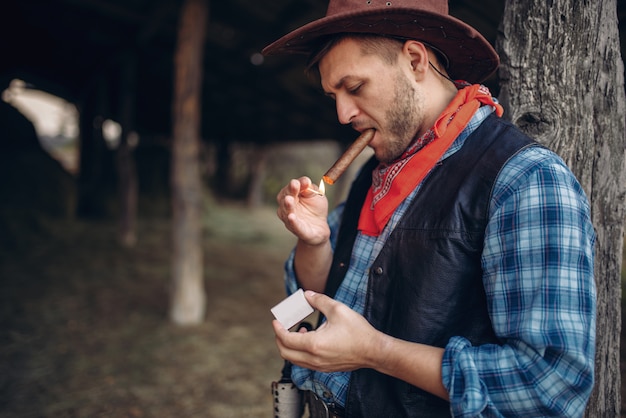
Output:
[{"xmin": 358, "ymin": 84, "xmax": 504, "ymax": 236}]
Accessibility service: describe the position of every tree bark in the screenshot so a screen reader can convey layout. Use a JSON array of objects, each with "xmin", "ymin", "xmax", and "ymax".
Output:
[
  {"xmin": 170, "ymin": 0, "xmax": 208, "ymax": 325},
  {"xmin": 497, "ymin": 1, "xmax": 626, "ymax": 416}
]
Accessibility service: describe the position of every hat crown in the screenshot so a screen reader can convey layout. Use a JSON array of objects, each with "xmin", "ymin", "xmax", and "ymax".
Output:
[
  {"xmin": 263, "ymin": 0, "xmax": 498, "ymax": 83},
  {"xmin": 326, "ymin": 0, "xmax": 448, "ymax": 18}
]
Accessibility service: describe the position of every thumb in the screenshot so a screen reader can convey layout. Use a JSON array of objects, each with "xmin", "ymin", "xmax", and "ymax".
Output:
[{"xmin": 304, "ymin": 290, "xmax": 336, "ymax": 314}]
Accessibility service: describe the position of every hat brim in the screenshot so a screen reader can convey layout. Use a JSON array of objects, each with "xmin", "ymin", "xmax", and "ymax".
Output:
[{"xmin": 262, "ymin": 8, "xmax": 498, "ymax": 83}]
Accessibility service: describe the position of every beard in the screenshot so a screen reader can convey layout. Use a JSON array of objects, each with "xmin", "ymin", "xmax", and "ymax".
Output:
[{"xmin": 376, "ymin": 72, "xmax": 424, "ymax": 164}]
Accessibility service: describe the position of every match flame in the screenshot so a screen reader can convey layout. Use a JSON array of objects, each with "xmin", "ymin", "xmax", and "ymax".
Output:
[{"xmin": 319, "ymin": 179, "xmax": 326, "ymax": 196}]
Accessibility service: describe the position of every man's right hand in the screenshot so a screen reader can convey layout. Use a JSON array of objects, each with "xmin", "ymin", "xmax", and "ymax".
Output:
[
  {"xmin": 276, "ymin": 177, "xmax": 330, "ymax": 245},
  {"xmin": 276, "ymin": 177, "xmax": 333, "ymax": 292}
]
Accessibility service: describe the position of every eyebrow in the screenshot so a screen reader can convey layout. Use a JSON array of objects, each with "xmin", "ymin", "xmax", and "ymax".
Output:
[{"xmin": 323, "ymin": 75, "xmax": 359, "ymax": 96}]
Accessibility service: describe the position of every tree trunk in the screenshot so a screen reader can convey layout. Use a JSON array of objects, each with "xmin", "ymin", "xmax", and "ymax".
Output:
[
  {"xmin": 246, "ymin": 144, "xmax": 268, "ymax": 208},
  {"xmin": 214, "ymin": 140, "xmax": 233, "ymax": 198},
  {"xmin": 170, "ymin": 0, "xmax": 208, "ymax": 325},
  {"xmin": 77, "ymin": 74, "xmax": 114, "ymax": 219},
  {"xmin": 497, "ymin": 1, "xmax": 626, "ymax": 416},
  {"xmin": 117, "ymin": 51, "xmax": 138, "ymax": 248}
]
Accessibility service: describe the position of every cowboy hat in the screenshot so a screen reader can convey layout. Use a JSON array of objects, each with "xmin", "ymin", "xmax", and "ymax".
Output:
[{"xmin": 262, "ymin": 0, "xmax": 498, "ymax": 83}]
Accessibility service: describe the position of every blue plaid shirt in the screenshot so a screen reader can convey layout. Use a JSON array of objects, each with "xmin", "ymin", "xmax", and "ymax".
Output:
[{"xmin": 283, "ymin": 106, "xmax": 596, "ymax": 417}]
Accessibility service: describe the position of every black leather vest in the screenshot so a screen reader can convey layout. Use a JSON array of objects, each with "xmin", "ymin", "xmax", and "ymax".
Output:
[{"xmin": 325, "ymin": 114, "xmax": 537, "ymax": 417}]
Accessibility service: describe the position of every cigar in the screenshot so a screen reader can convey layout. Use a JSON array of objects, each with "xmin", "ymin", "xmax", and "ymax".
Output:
[{"xmin": 322, "ymin": 129, "xmax": 375, "ymax": 185}]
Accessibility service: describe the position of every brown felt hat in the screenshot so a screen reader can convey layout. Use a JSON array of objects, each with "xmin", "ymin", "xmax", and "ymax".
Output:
[{"xmin": 262, "ymin": 0, "xmax": 499, "ymax": 83}]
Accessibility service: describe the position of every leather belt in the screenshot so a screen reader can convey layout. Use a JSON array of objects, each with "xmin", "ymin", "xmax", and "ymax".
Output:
[{"xmin": 304, "ymin": 391, "xmax": 345, "ymax": 418}]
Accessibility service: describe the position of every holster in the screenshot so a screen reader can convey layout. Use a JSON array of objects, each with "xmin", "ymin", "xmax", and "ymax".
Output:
[{"xmin": 272, "ymin": 361, "xmax": 304, "ymax": 418}]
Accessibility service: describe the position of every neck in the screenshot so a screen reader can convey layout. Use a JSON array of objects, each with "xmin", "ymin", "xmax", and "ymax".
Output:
[{"xmin": 418, "ymin": 79, "xmax": 460, "ymax": 137}]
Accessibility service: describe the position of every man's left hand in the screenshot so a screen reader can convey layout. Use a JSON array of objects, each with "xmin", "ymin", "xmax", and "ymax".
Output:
[{"xmin": 272, "ymin": 290, "xmax": 383, "ymax": 372}]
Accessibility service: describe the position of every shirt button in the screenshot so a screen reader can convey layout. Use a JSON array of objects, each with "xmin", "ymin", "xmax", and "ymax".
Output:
[
  {"xmin": 374, "ymin": 266, "xmax": 384, "ymax": 275},
  {"xmin": 323, "ymin": 391, "xmax": 332, "ymax": 399}
]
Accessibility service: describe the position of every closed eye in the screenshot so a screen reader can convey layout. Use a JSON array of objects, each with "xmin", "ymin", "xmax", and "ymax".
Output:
[{"xmin": 347, "ymin": 83, "xmax": 363, "ymax": 95}]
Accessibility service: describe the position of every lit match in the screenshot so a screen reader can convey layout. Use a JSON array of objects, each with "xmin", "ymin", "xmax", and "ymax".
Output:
[
  {"xmin": 322, "ymin": 129, "xmax": 375, "ymax": 185},
  {"xmin": 302, "ymin": 179, "xmax": 325, "ymax": 196},
  {"xmin": 304, "ymin": 183, "xmax": 324, "ymax": 196}
]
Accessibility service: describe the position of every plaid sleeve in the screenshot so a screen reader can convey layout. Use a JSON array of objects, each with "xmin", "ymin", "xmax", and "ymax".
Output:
[
  {"xmin": 284, "ymin": 203, "xmax": 345, "ymax": 295},
  {"xmin": 441, "ymin": 147, "xmax": 596, "ymax": 417}
]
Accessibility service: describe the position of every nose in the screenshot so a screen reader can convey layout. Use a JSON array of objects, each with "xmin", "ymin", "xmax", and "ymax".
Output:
[{"xmin": 335, "ymin": 95, "xmax": 359, "ymax": 125}]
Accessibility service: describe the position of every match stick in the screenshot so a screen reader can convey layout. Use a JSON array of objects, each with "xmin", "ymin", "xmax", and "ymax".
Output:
[
  {"xmin": 304, "ymin": 187, "xmax": 324, "ymax": 196},
  {"xmin": 322, "ymin": 129, "xmax": 375, "ymax": 185},
  {"xmin": 299, "ymin": 179, "xmax": 325, "ymax": 197}
]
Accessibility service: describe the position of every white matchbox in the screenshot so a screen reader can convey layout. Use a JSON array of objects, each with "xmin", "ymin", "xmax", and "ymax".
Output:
[{"xmin": 271, "ymin": 289, "xmax": 314, "ymax": 331}]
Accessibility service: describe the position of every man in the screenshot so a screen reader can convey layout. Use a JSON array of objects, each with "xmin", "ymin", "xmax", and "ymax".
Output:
[{"xmin": 264, "ymin": 1, "xmax": 596, "ymax": 417}]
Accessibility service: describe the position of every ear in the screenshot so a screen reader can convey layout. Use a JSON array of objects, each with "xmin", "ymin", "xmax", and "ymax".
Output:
[{"xmin": 402, "ymin": 40, "xmax": 430, "ymax": 81}]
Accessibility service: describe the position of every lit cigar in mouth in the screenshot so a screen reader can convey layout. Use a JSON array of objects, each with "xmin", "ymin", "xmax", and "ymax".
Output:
[
  {"xmin": 302, "ymin": 128, "xmax": 375, "ymax": 197},
  {"xmin": 322, "ymin": 128, "xmax": 375, "ymax": 185}
]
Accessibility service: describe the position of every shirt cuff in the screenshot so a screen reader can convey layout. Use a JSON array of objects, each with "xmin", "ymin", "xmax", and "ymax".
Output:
[{"xmin": 442, "ymin": 336, "xmax": 489, "ymax": 417}]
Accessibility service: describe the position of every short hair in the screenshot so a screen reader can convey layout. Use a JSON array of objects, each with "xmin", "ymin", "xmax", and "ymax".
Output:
[
  {"xmin": 305, "ymin": 33, "xmax": 448, "ymax": 80},
  {"xmin": 306, "ymin": 33, "xmax": 403, "ymax": 75}
]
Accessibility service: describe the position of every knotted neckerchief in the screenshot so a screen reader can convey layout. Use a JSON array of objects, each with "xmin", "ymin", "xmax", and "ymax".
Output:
[{"xmin": 357, "ymin": 83, "xmax": 504, "ymax": 237}]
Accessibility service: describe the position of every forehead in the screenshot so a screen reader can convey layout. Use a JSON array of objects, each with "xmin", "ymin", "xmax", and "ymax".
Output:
[{"xmin": 319, "ymin": 38, "xmax": 387, "ymax": 91}]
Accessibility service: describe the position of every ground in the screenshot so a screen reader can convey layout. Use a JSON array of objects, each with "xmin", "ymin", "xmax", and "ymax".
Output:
[
  {"xmin": 0, "ymin": 204, "xmax": 295, "ymax": 417},
  {"xmin": 0, "ymin": 203, "xmax": 624, "ymax": 417}
]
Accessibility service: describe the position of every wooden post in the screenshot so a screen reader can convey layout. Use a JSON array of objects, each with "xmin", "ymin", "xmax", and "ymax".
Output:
[
  {"xmin": 117, "ymin": 51, "xmax": 138, "ymax": 247},
  {"xmin": 77, "ymin": 73, "xmax": 114, "ymax": 219},
  {"xmin": 247, "ymin": 144, "xmax": 268, "ymax": 208},
  {"xmin": 170, "ymin": 0, "xmax": 208, "ymax": 325}
]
